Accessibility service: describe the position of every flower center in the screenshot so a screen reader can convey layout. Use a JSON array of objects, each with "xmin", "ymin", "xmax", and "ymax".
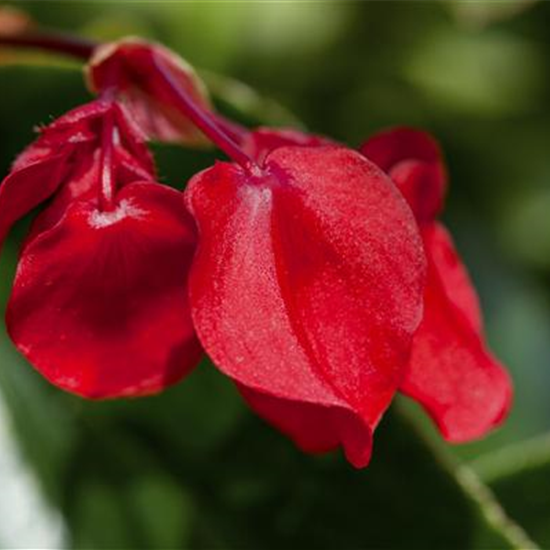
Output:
[{"xmin": 88, "ymin": 198, "xmax": 145, "ymax": 229}]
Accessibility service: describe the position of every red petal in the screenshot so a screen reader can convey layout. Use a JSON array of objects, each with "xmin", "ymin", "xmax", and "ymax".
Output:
[
  {"xmin": 0, "ymin": 100, "xmax": 116, "ymax": 251},
  {"xmin": 87, "ymin": 38, "xmax": 212, "ymax": 145},
  {"xmin": 7, "ymin": 99, "xmax": 157, "ymax": 251},
  {"xmin": 239, "ymin": 385, "xmax": 373, "ymax": 465},
  {"xmin": 0, "ymin": 154, "xmax": 67, "ymax": 250},
  {"xmin": 400, "ymin": 223, "xmax": 512, "ymax": 441},
  {"xmin": 7, "ymin": 182, "xmax": 201, "ymax": 398},
  {"xmin": 241, "ymin": 127, "xmax": 334, "ymax": 164},
  {"xmin": 428, "ymin": 223, "xmax": 482, "ymax": 334},
  {"xmin": 185, "ymin": 146, "xmax": 425, "ymax": 467},
  {"xmin": 360, "ymin": 127, "xmax": 447, "ymax": 223}
]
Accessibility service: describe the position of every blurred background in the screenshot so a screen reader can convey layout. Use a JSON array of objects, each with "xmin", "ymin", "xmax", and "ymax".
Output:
[{"xmin": 0, "ymin": 1, "xmax": 549, "ymax": 548}]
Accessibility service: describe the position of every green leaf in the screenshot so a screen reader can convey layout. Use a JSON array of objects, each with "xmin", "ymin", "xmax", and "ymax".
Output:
[
  {"xmin": 473, "ymin": 434, "xmax": 550, "ymax": 548},
  {"xmin": 174, "ymin": 403, "xmax": 534, "ymax": 550},
  {"xmin": 53, "ymin": 396, "xmax": 535, "ymax": 550}
]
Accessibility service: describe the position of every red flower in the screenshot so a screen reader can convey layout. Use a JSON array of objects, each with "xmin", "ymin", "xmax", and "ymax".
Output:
[
  {"xmin": 0, "ymin": 99, "xmax": 201, "ymax": 398},
  {"xmin": 184, "ymin": 145, "xmax": 426, "ymax": 467},
  {"xmin": 361, "ymin": 127, "xmax": 512, "ymax": 441}
]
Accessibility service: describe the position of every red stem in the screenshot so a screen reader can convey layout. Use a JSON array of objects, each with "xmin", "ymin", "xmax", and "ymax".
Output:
[
  {"xmin": 0, "ymin": 32, "xmax": 96, "ymax": 59},
  {"xmin": 151, "ymin": 54, "xmax": 258, "ymax": 170}
]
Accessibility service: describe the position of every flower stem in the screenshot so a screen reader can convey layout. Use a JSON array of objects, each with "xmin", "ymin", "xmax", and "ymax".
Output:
[
  {"xmin": 0, "ymin": 31, "xmax": 96, "ymax": 59},
  {"xmin": 151, "ymin": 54, "xmax": 258, "ymax": 171}
]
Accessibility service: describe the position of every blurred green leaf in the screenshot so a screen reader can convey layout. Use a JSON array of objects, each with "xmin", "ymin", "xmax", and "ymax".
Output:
[
  {"xmin": 445, "ymin": 0, "xmax": 539, "ymax": 28},
  {"xmin": 473, "ymin": 434, "xmax": 550, "ymax": 548},
  {"xmin": 405, "ymin": 28, "xmax": 544, "ymax": 117},
  {"xmin": 174, "ymin": 406, "xmax": 534, "ymax": 550},
  {"xmin": 501, "ymin": 185, "xmax": 550, "ymax": 270},
  {"xmin": 66, "ymin": 429, "xmax": 193, "ymax": 549},
  {"xmin": 55, "ymin": 401, "xmax": 536, "ymax": 550}
]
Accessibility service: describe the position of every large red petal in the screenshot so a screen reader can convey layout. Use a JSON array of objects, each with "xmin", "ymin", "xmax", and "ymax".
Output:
[
  {"xmin": 400, "ymin": 223, "xmax": 512, "ymax": 441},
  {"xmin": 185, "ymin": 146, "xmax": 425, "ymax": 467},
  {"xmin": 7, "ymin": 182, "xmax": 201, "ymax": 398},
  {"xmin": 360, "ymin": 127, "xmax": 447, "ymax": 223}
]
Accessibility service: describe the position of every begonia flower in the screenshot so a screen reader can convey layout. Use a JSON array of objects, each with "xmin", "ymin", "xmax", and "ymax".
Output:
[
  {"xmin": 184, "ymin": 145, "xmax": 426, "ymax": 467},
  {"xmin": 0, "ymin": 99, "xmax": 201, "ymax": 398}
]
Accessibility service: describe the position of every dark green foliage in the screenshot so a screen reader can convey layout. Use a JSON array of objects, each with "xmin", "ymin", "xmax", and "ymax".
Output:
[{"xmin": 477, "ymin": 436, "xmax": 550, "ymax": 549}]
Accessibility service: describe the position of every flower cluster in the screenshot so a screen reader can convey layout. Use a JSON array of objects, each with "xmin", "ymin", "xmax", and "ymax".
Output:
[{"xmin": 0, "ymin": 38, "xmax": 512, "ymax": 467}]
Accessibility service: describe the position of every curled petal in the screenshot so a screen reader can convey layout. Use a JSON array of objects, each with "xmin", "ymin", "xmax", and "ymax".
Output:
[
  {"xmin": 400, "ymin": 224, "xmax": 512, "ymax": 441},
  {"xmin": 0, "ymin": 100, "xmax": 112, "ymax": 253},
  {"xmin": 10, "ymin": 100, "xmax": 109, "ymax": 173},
  {"xmin": 360, "ymin": 127, "xmax": 447, "ymax": 223},
  {"xmin": 185, "ymin": 146, "xmax": 425, "ymax": 466},
  {"xmin": 7, "ymin": 182, "xmax": 201, "ymax": 398},
  {"xmin": 87, "ymin": 38, "xmax": 212, "ymax": 145},
  {"xmin": 0, "ymin": 153, "xmax": 66, "ymax": 251},
  {"xmin": 28, "ymin": 100, "xmax": 155, "ymax": 177}
]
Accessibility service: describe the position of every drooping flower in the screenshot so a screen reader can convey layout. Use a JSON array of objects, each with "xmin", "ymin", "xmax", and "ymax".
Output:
[
  {"xmin": 0, "ymin": 28, "xmax": 512, "ymax": 467},
  {"xmin": 216, "ymin": 123, "xmax": 512, "ymax": 448},
  {"xmin": 184, "ymin": 144, "xmax": 426, "ymax": 467},
  {"xmin": 361, "ymin": 127, "xmax": 512, "ymax": 441},
  {"xmin": 0, "ymin": 99, "xmax": 201, "ymax": 398}
]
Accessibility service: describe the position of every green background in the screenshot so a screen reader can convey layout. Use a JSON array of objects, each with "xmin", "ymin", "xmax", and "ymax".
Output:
[{"xmin": 0, "ymin": 1, "xmax": 549, "ymax": 548}]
